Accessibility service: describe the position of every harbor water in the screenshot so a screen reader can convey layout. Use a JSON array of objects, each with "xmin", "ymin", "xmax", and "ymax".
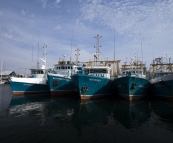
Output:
[{"xmin": 0, "ymin": 84, "xmax": 173, "ymax": 143}]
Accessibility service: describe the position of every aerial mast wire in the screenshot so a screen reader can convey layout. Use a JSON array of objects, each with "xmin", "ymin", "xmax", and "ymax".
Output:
[
  {"xmin": 70, "ymin": 28, "xmax": 74, "ymax": 63},
  {"xmin": 31, "ymin": 36, "xmax": 34, "ymax": 68},
  {"xmin": 140, "ymin": 31, "xmax": 143, "ymax": 64},
  {"xmin": 113, "ymin": 22, "xmax": 116, "ymax": 76},
  {"xmin": 43, "ymin": 44, "xmax": 47, "ymax": 68},
  {"xmin": 75, "ymin": 48, "xmax": 80, "ymax": 66},
  {"xmin": 37, "ymin": 35, "xmax": 39, "ymax": 69}
]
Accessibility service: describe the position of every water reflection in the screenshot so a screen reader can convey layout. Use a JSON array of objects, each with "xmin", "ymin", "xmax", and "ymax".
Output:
[
  {"xmin": 6, "ymin": 94, "xmax": 173, "ymax": 142},
  {"xmin": 48, "ymin": 98, "xmax": 80, "ymax": 126},
  {"xmin": 78, "ymin": 99, "xmax": 116, "ymax": 127},
  {"xmin": 8, "ymin": 94, "xmax": 51, "ymax": 126},
  {"xmin": 113, "ymin": 99, "xmax": 151, "ymax": 129},
  {"xmin": 150, "ymin": 99, "xmax": 173, "ymax": 131}
]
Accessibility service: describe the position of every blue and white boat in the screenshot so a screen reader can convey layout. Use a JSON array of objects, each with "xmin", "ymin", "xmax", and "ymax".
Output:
[
  {"xmin": 114, "ymin": 58, "xmax": 150, "ymax": 100},
  {"xmin": 71, "ymin": 65, "xmax": 115, "ymax": 100},
  {"xmin": 71, "ymin": 34, "xmax": 119, "ymax": 100},
  {"xmin": 9, "ymin": 44, "xmax": 50, "ymax": 95},
  {"xmin": 149, "ymin": 57, "xmax": 173, "ymax": 100},
  {"xmin": 47, "ymin": 54, "xmax": 83, "ymax": 97}
]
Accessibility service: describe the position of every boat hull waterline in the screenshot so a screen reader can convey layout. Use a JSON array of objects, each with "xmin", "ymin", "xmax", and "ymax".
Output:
[
  {"xmin": 150, "ymin": 74, "xmax": 173, "ymax": 100},
  {"xmin": 47, "ymin": 74, "xmax": 78, "ymax": 97},
  {"xmin": 72, "ymin": 74, "xmax": 114, "ymax": 100},
  {"xmin": 10, "ymin": 81, "xmax": 50, "ymax": 95},
  {"xmin": 114, "ymin": 76, "xmax": 150, "ymax": 100}
]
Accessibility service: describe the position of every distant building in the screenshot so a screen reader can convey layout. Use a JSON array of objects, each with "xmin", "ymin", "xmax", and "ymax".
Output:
[{"xmin": 0, "ymin": 71, "xmax": 16, "ymax": 83}]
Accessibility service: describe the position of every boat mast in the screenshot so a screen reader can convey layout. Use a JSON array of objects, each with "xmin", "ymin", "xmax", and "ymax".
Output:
[
  {"xmin": 140, "ymin": 31, "xmax": 143, "ymax": 64},
  {"xmin": 94, "ymin": 34, "xmax": 102, "ymax": 66},
  {"xmin": 113, "ymin": 25, "xmax": 116, "ymax": 76},
  {"xmin": 0, "ymin": 59, "xmax": 2, "ymax": 83},
  {"xmin": 75, "ymin": 48, "xmax": 80, "ymax": 66},
  {"xmin": 43, "ymin": 44, "xmax": 47, "ymax": 68},
  {"xmin": 37, "ymin": 36, "xmax": 40, "ymax": 69},
  {"xmin": 70, "ymin": 29, "xmax": 74, "ymax": 63}
]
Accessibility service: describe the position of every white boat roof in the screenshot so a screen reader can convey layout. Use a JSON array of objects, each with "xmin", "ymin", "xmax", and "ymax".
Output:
[
  {"xmin": 83, "ymin": 66, "xmax": 111, "ymax": 70},
  {"xmin": 30, "ymin": 68, "xmax": 46, "ymax": 70},
  {"xmin": 54, "ymin": 64, "xmax": 80, "ymax": 67}
]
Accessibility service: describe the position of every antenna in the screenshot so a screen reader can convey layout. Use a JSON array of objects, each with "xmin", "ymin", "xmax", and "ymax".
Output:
[
  {"xmin": 140, "ymin": 31, "xmax": 143, "ymax": 63},
  {"xmin": 113, "ymin": 23, "xmax": 116, "ymax": 75},
  {"xmin": 94, "ymin": 34, "xmax": 102, "ymax": 64},
  {"xmin": 1, "ymin": 59, "xmax": 3, "ymax": 84},
  {"xmin": 43, "ymin": 44, "xmax": 47, "ymax": 68},
  {"xmin": 137, "ymin": 52, "xmax": 138, "ymax": 62},
  {"xmin": 75, "ymin": 48, "xmax": 80, "ymax": 65},
  {"xmin": 70, "ymin": 28, "xmax": 74, "ymax": 63},
  {"xmin": 31, "ymin": 36, "xmax": 34, "ymax": 67},
  {"xmin": 37, "ymin": 35, "xmax": 39, "ymax": 69},
  {"xmin": 63, "ymin": 53, "xmax": 66, "ymax": 61}
]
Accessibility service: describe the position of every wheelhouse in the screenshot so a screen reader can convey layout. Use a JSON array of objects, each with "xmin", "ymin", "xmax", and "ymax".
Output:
[{"xmin": 83, "ymin": 66, "xmax": 111, "ymax": 79}]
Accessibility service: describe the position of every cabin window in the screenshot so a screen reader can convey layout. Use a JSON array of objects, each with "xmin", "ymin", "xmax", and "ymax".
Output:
[
  {"xmin": 84, "ymin": 69, "xmax": 89, "ymax": 74},
  {"xmin": 102, "ymin": 69, "xmax": 107, "ymax": 73},
  {"xmin": 133, "ymin": 71, "xmax": 135, "ymax": 73},
  {"xmin": 123, "ymin": 72, "xmax": 125, "ymax": 74},
  {"xmin": 90, "ymin": 69, "xmax": 93, "ymax": 73},
  {"xmin": 68, "ymin": 66, "xmax": 70, "ymax": 69},
  {"xmin": 31, "ymin": 70, "xmax": 36, "ymax": 74},
  {"xmin": 77, "ymin": 67, "xmax": 82, "ymax": 70},
  {"xmin": 84, "ymin": 69, "xmax": 108, "ymax": 74},
  {"xmin": 94, "ymin": 69, "xmax": 98, "ymax": 73}
]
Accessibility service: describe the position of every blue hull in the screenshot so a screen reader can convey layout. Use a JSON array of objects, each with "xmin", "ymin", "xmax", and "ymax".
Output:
[
  {"xmin": 47, "ymin": 74, "xmax": 78, "ymax": 97},
  {"xmin": 71, "ymin": 74, "xmax": 114, "ymax": 100},
  {"xmin": 151, "ymin": 79, "xmax": 173, "ymax": 100},
  {"xmin": 9, "ymin": 81, "xmax": 50, "ymax": 95},
  {"xmin": 114, "ymin": 76, "xmax": 150, "ymax": 100}
]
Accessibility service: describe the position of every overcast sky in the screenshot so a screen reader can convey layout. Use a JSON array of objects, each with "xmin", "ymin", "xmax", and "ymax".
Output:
[{"xmin": 1, "ymin": 0, "xmax": 173, "ymax": 73}]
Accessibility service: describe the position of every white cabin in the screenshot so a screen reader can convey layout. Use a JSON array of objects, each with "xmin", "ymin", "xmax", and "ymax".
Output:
[{"xmin": 83, "ymin": 66, "xmax": 112, "ymax": 79}]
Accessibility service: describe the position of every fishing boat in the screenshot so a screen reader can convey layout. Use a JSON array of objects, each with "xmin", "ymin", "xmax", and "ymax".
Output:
[
  {"xmin": 71, "ymin": 34, "xmax": 120, "ymax": 100},
  {"xmin": 114, "ymin": 58, "xmax": 150, "ymax": 100},
  {"xmin": 9, "ymin": 44, "xmax": 50, "ymax": 95},
  {"xmin": 47, "ymin": 52, "xmax": 83, "ymax": 97},
  {"xmin": 149, "ymin": 57, "xmax": 173, "ymax": 100}
]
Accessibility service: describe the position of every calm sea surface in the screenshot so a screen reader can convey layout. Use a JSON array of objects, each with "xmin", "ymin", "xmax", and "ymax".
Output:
[{"xmin": 0, "ymin": 84, "xmax": 173, "ymax": 143}]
